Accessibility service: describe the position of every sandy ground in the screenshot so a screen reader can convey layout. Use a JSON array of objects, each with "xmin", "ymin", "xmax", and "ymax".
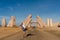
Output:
[{"xmin": 0, "ymin": 27, "xmax": 60, "ymax": 40}]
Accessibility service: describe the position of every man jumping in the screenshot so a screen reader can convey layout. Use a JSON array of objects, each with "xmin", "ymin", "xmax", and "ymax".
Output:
[{"xmin": 20, "ymin": 23, "xmax": 27, "ymax": 31}]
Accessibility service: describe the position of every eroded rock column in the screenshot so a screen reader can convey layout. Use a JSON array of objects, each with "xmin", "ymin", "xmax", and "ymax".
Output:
[
  {"xmin": 7, "ymin": 16, "xmax": 16, "ymax": 27},
  {"xmin": 36, "ymin": 16, "xmax": 46, "ymax": 28},
  {"xmin": 2, "ymin": 17, "xmax": 6, "ymax": 27},
  {"xmin": 47, "ymin": 18, "xmax": 50, "ymax": 27},
  {"xmin": 23, "ymin": 14, "xmax": 32, "ymax": 28},
  {"xmin": 50, "ymin": 18, "xmax": 53, "ymax": 27}
]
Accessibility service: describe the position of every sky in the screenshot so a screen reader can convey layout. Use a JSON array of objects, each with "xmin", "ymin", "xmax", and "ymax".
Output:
[{"xmin": 0, "ymin": 0, "xmax": 60, "ymax": 25}]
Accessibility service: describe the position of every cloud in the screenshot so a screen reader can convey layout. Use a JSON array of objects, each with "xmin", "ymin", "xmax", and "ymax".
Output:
[
  {"xmin": 0, "ymin": 8, "xmax": 5, "ymax": 11},
  {"xmin": 7, "ymin": 4, "xmax": 21, "ymax": 11},
  {"xmin": 0, "ymin": 16, "xmax": 4, "ymax": 18},
  {"xmin": 17, "ymin": 4, "xmax": 21, "ymax": 7},
  {"xmin": 0, "ymin": 16, "xmax": 10, "ymax": 19},
  {"xmin": 7, "ymin": 7, "xmax": 14, "ymax": 11}
]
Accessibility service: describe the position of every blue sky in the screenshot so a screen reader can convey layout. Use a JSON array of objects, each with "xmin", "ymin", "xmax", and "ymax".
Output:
[{"xmin": 0, "ymin": 0, "xmax": 60, "ymax": 25}]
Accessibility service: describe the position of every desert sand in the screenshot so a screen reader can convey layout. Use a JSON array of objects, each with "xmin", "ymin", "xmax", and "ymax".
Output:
[{"xmin": 0, "ymin": 27, "xmax": 60, "ymax": 40}]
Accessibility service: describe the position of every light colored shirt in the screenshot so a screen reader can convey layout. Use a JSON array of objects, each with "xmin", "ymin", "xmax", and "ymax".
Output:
[{"xmin": 22, "ymin": 24, "xmax": 26, "ymax": 29}]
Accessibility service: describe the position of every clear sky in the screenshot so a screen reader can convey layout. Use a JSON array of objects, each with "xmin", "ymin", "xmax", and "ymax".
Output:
[{"xmin": 0, "ymin": 0, "xmax": 60, "ymax": 25}]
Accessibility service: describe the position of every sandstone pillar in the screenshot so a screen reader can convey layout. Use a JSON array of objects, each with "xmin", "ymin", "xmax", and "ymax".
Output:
[
  {"xmin": 50, "ymin": 18, "xmax": 53, "ymax": 27},
  {"xmin": 2, "ymin": 17, "xmax": 6, "ymax": 27},
  {"xmin": 23, "ymin": 14, "xmax": 32, "ymax": 27},
  {"xmin": 36, "ymin": 16, "xmax": 46, "ymax": 28},
  {"xmin": 7, "ymin": 16, "xmax": 16, "ymax": 27},
  {"xmin": 47, "ymin": 18, "xmax": 50, "ymax": 27}
]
